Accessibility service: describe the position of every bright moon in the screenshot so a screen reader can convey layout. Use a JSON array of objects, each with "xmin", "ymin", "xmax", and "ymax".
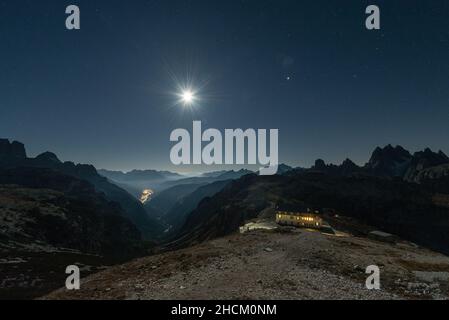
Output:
[{"xmin": 181, "ymin": 90, "xmax": 195, "ymax": 106}]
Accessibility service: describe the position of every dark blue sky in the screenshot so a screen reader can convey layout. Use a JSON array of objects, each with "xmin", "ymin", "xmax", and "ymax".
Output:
[{"xmin": 1, "ymin": 0, "xmax": 449, "ymax": 171}]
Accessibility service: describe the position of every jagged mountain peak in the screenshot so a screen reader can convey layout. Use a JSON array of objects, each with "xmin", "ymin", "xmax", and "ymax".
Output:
[
  {"xmin": 368, "ymin": 145, "xmax": 412, "ymax": 163},
  {"xmin": 411, "ymin": 148, "xmax": 449, "ymax": 166},
  {"xmin": 419, "ymin": 148, "xmax": 448, "ymax": 157},
  {"xmin": 310, "ymin": 158, "xmax": 361, "ymax": 176},
  {"xmin": 402, "ymin": 147, "xmax": 449, "ymax": 182},
  {"xmin": 35, "ymin": 151, "xmax": 61, "ymax": 163},
  {"xmin": 340, "ymin": 158, "xmax": 358, "ymax": 170},
  {"xmin": 277, "ymin": 163, "xmax": 294, "ymax": 174},
  {"xmin": 341, "ymin": 158, "xmax": 356, "ymax": 166},
  {"xmin": 0, "ymin": 138, "xmax": 27, "ymax": 159},
  {"xmin": 365, "ymin": 145, "xmax": 412, "ymax": 177},
  {"xmin": 313, "ymin": 159, "xmax": 327, "ymax": 170}
]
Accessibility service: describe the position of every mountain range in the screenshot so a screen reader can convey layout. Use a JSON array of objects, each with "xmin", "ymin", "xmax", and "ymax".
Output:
[
  {"xmin": 98, "ymin": 169, "xmax": 182, "ymax": 182},
  {"xmin": 97, "ymin": 168, "xmax": 183, "ymax": 196},
  {"xmin": 306, "ymin": 144, "xmax": 449, "ymax": 183},
  {"xmin": 0, "ymin": 139, "xmax": 164, "ymax": 241},
  {"xmin": 2, "ymin": 138, "xmax": 449, "ymax": 298}
]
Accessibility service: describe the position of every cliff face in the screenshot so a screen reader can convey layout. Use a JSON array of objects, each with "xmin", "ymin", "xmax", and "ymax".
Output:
[
  {"xmin": 0, "ymin": 139, "xmax": 26, "ymax": 162},
  {"xmin": 363, "ymin": 145, "xmax": 449, "ymax": 183},
  {"xmin": 403, "ymin": 149, "xmax": 449, "ymax": 183},
  {"xmin": 365, "ymin": 145, "xmax": 412, "ymax": 177}
]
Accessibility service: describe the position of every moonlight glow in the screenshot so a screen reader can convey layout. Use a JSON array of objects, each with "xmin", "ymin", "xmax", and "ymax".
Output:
[
  {"xmin": 176, "ymin": 87, "xmax": 198, "ymax": 107},
  {"xmin": 181, "ymin": 90, "xmax": 194, "ymax": 105}
]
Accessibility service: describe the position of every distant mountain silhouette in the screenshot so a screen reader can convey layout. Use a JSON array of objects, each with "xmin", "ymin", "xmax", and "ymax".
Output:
[
  {"xmin": 98, "ymin": 169, "xmax": 181, "ymax": 182},
  {"xmin": 200, "ymin": 170, "xmax": 229, "ymax": 178},
  {"xmin": 158, "ymin": 169, "xmax": 253, "ymax": 191},
  {"xmin": 98, "ymin": 169, "xmax": 184, "ymax": 197},
  {"xmin": 255, "ymin": 163, "xmax": 293, "ymax": 175},
  {"xmin": 308, "ymin": 158, "xmax": 362, "ymax": 176},
  {"xmin": 364, "ymin": 145, "xmax": 412, "ymax": 177},
  {"xmin": 303, "ymin": 145, "xmax": 449, "ymax": 182},
  {"xmin": 364, "ymin": 145, "xmax": 449, "ymax": 181}
]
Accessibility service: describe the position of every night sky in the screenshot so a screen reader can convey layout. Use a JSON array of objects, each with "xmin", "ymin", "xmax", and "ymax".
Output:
[{"xmin": 1, "ymin": 0, "xmax": 449, "ymax": 172}]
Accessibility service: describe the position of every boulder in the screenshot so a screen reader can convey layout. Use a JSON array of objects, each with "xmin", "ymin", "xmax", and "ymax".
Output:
[{"xmin": 368, "ymin": 230, "xmax": 397, "ymax": 244}]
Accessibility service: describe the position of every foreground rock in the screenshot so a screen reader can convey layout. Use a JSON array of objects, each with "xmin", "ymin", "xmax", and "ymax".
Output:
[{"xmin": 43, "ymin": 229, "xmax": 449, "ymax": 300}]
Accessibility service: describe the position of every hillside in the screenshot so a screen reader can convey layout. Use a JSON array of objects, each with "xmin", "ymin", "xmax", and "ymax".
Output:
[
  {"xmin": 158, "ymin": 180, "xmax": 232, "ymax": 239},
  {"xmin": 0, "ymin": 174, "xmax": 143, "ymax": 256},
  {"xmin": 171, "ymin": 172, "xmax": 449, "ymax": 255},
  {"xmin": 43, "ymin": 227, "xmax": 449, "ymax": 300},
  {"xmin": 0, "ymin": 139, "xmax": 164, "ymax": 240},
  {"xmin": 143, "ymin": 171, "xmax": 254, "ymax": 238},
  {"xmin": 0, "ymin": 169, "xmax": 148, "ymax": 299}
]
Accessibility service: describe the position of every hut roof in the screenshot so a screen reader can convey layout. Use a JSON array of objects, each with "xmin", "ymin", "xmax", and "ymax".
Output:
[{"xmin": 276, "ymin": 204, "xmax": 313, "ymax": 213}]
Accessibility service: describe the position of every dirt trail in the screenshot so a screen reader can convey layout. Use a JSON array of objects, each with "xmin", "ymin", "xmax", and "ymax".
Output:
[{"xmin": 43, "ymin": 229, "xmax": 449, "ymax": 300}]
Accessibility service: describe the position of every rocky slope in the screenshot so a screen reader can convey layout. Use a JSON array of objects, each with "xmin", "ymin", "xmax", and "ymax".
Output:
[
  {"xmin": 0, "ymin": 168, "xmax": 149, "ymax": 299},
  {"xmin": 156, "ymin": 180, "xmax": 232, "ymax": 239},
  {"xmin": 43, "ymin": 227, "xmax": 449, "ymax": 300},
  {"xmin": 0, "ymin": 180, "xmax": 143, "ymax": 256}
]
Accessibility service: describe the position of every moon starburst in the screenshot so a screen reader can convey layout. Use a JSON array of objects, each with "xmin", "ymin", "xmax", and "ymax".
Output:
[{"xmin": 180, "ymin": 89, "xmax": 195, "ymax": 106}]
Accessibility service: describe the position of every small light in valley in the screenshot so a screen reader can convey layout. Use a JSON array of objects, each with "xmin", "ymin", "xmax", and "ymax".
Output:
[{"xmin": 140, "ymin": 189, "xmax": 154, "ymax": 204}]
